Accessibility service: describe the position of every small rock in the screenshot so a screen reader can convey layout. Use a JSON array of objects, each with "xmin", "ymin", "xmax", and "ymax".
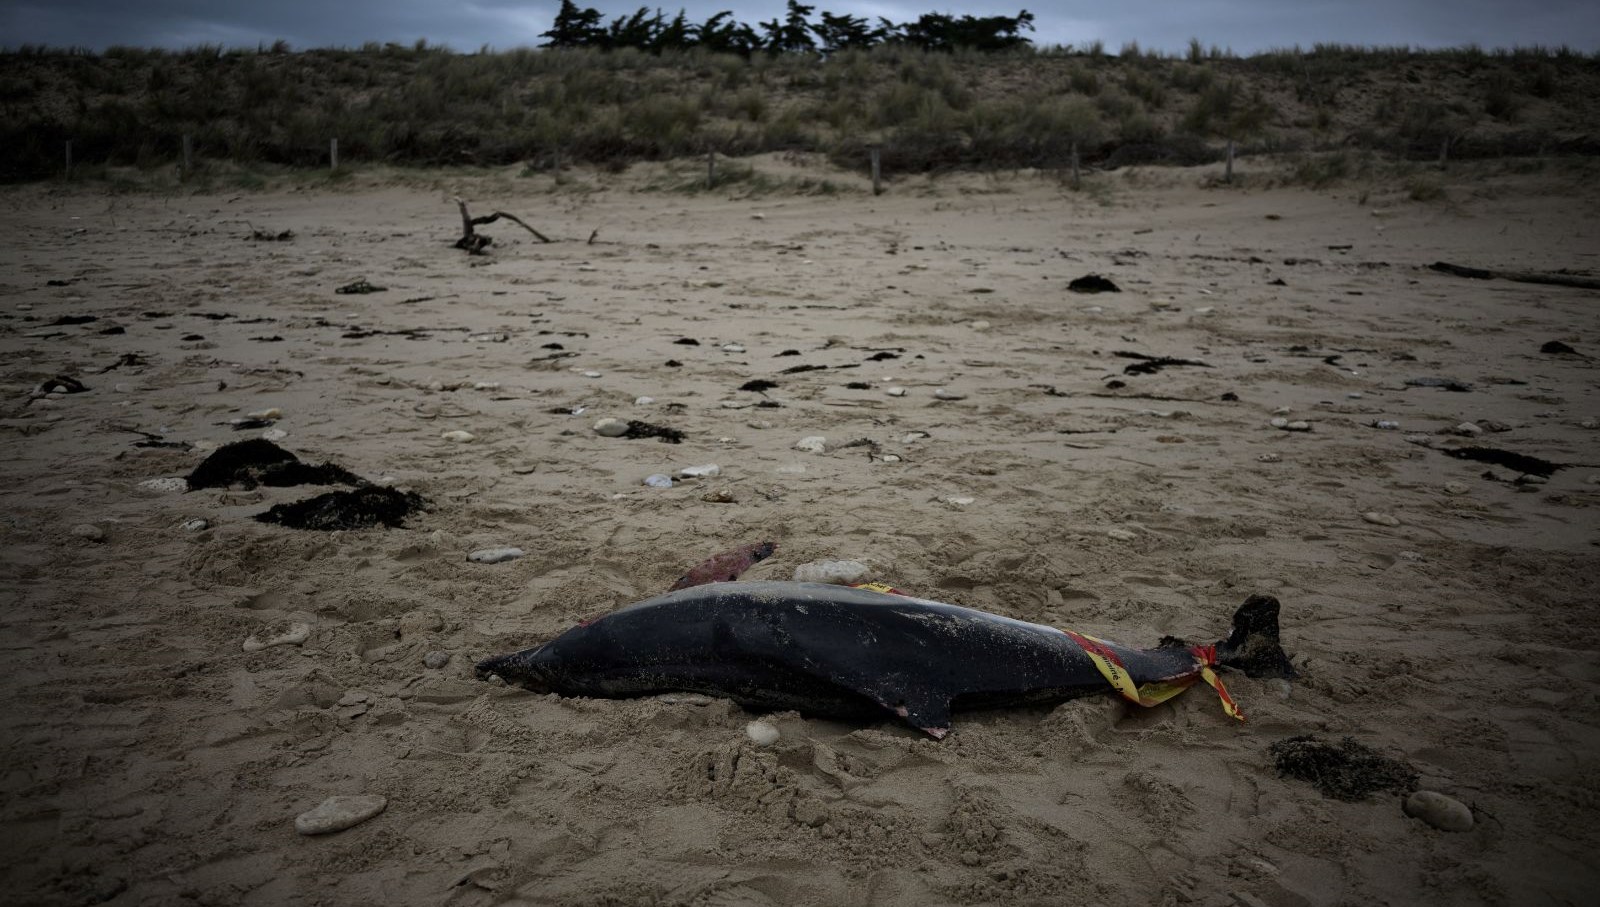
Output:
[
  {"xmin": 1362, "ymin": 511, "xmax": 1401, "ymax": 527},
  {"xmin": 138, "ymin": 477, "xmax": 189, "ymax": 493},
  {"xmin": 795, "ymin": 436, "xmax": 827, "ymax": 454},
  {"xmin": 1257, "ymin": 453, "xmax": 1281, "ymax": 463},
  {"xmin": 582, "ymin": 370, "xmax": 602, "ymax": 379},
  {"xmin": 933, "ymin": 388, "xmax": 966, "ymax": 401},
  {"xmin": 1403, "ymin": 791, "xmax": 1473, "ymax": 832},
  {"xmin": 243, "ymin": 622, "xmax": 312, "ymax": 652},
  {"xmin": 878, "ymin": 454, "xmax": 902, "ymax": 463},
  {"xmin": 467, "ymin": 332, "xmax": 508, "ymax": 343},
  {"xmin": 468, "ymin": 547, "xmax": 525, "ymax": 564},
  {"xmin": 423, "ymin": 651, "xmax": 451, "ymax": 669},
  {"xmin": 943, "ymin": 495, "xmax": 975, "ymax": 506},
  {"xmin": 441, "ymin": 430, "xmax": 476, "ymax": 443},
  {"xmin": 473, "ymin": 382, "xmax": 500, "ymax": 391},
  {"xmin": 701, "ymin": 490, "xmax": 736, "ymax": 503},
  {"xmin": 594, "ymin": 417, "xmax": 628, "ymax": 437},
  {"xmin": 1443, "ymin": 482, "xmax": 1470, "ymax": 495},
  {"xmin": 1107, "ymin": 528, "xmax": 1138, "ymax": 541},
  {"xmin": 1580, "ymin": 418, "xmax": 1598, "ymax": 430},
  {"xmin": 247, "ymin": 408, "xmax": 282, "ymax": 420},
  {"xmin": 747, "ymin": 419, "xmax": 773, "ymax": 430},
  {"xmin": 180, "ymin": 518, "xmax": 210, "ymax": 531},
  {"xmin": 1480, "ymin": 419, "xmax": 1511, "ymax": 432},
  {"xmin": 678, "ymin": 464, "xmax": 721, "ymax": 479},
  {"xmin": 644, "ymin": 474, "xmax": 673, "ymax": 488},
  {"xmin": 70, "ymin": 523, "xmax": 105, "ymax": 542},
  {"xmin": 746, "ymin": 720, "xmax": 781, "ymax": 747},
  {"xmin": 1272, "ymin": 406, "xmax": 1292, "ymax": 416},
  {"xmin": 793, "ymin": 560, "xmax": 870, "ymax": 584},
  {"xmin": 294, "ymin": 795, "xmax": 388, "ymax": 836},
  {"xmin": 1347, "ymin": 392, "xmax": 1363, "ymax": 399},
  {"xmin": 721, "ymin": 343, "xmax": 746, "ymax": 354},
  {"xmin": 634, "ymin": 396, "xmax": 654, "ymax": 406},
  {"xmin": 1372, "ymin": 420, "xmax": 1400, "ymax": 430},
  {"xmin": 901, "ymin": 431, "xmax": 930, "ymax": 444},
  {"xmin": 886, "ymin": 387, "xmax": 907, "ymax": 397},
  {"xmin": 1269, "ymin": 417, "xmax": 1289, "ymax": 428},
  {"xmin": 1284, "ymin": 421, "xmax": 1311, "ymax": 432},
  {"xmin": 261, "ymin": 428, "xmax": 288, "ymax": 442},
  {"xmin": 1398, "ymin": 551, "xmax": 1424, "ymax": 561},
  {"xmin": 1454, "ymin": 422, "xmax": 1483, "ymax": 436},
  {"xmin": 968, "ymin": 320, "xmax": 991, "ymax": 331}
]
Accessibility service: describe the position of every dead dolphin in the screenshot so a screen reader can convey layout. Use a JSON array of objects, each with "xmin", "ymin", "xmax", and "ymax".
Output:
[{"xmin": 476, "ymin": 582, "xmax": 1293, "ymax": 738}]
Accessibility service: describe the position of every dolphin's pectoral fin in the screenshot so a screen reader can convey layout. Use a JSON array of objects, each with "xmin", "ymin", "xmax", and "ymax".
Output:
[{"xmin": 862, "ymin": 683, "xmax": 953, "ymax": 739}]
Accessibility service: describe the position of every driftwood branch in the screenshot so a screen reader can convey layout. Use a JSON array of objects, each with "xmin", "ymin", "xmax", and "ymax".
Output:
[
  {"xmin": 1430, "ymin": 261, "xmax": 1600, "ymax": 292},
  {"xmin": 452, "ymin": 197, "xmax": 552, "ymax": 255}
]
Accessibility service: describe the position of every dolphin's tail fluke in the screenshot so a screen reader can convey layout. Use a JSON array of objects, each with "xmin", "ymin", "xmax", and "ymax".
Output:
[{"xmin": 1214, "ymin": 594, "xmax": 1295, "ymax": 678}]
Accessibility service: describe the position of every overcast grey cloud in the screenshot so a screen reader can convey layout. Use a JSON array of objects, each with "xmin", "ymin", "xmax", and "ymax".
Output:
[{"xmin": 3, "ymin": 1, "xmax": 1597, "ymax": 54}]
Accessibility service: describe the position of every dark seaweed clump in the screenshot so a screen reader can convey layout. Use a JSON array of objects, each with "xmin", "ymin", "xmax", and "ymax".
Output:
[
  {"xmin": 1269, "ymin": 735, "xmax": 1418, "ymax": 801},
  {"xmin": 256, "ymin": 487, "xmax": 426, "ymax": 530},
  {"xmin": 186, "ymin": 439, "xmax": 367, "ymax": 490}
]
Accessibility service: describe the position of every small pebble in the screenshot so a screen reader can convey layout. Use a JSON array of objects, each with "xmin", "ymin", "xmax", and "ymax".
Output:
[
  {"xmin": 644, "ymin": 474, "xmax": 673, "ymax": 488},
  {"xmin": 594, "ymin": 417, "xmax": 628, "ymax": 437},
  {"xmin": 1272, "ymin": 406, "xmax": 1292, "ymax": 416},
  {"xmin": 1269, "ymin": 417, "xmax": 1289, "ymax": 428},
  {"xmin": 634, "ymin": 396, "xmax": 654, "ymax": 405},
  {"xmin": 879, "ymin": 454, "xmax": 902, "ymax": 463},
  {"xmin": 180, "ymin": 518, "xmax": 210, "ymax": 531},
  {"xmin": 1107, "ymin": 528, "xmax": 1138, "ymax": 541},
  {"xmin": 242, "ymin": 622, "xmax": 312, "ymax": 652},
  {"xmin": 943, "ymin": 495, "xmax": 975, "ymax": 506},
  {"xmin": 1284, "ymin": 421, "xmax": 1311, "ymax": 432},
  {"xmin": 886, "ymin": 387, "xmax": 907, "ymax": 397},
  {"xmin": 1403, "ymin": 791, "xmax": 1473, "ymax": 832},
  {"xmin": 721, "ymin": 343, "xmax": 746, "ymax": 354},
  {"xmin": 1257, "ymin": 453, "xmax": 1281, "ymax": 463},
  {"xmin": 745, "ymin": 720, "xmax": 781, "ymax": 747},
  {"xmin": 261, "ymin": 428, "xmax": 288, "ymax": 442},
  {"xmin": 473, "ymin": 381, "xmax": 500, "ymax": 391},
  {"xmin": 138, "ymin": 477, "xmax": 189, "ymax": 493},
  {"xmin": 246, "ymin": 408, "xmax": 282, "ymax": 420},
  {"xmin": 423, "ymin": 651, "xmax": 451, "ymax": 669},
  {"xmin": 1580, "ymin": 418, "xmax": 1597, "ymax": 430},
  {"xmin": 968, "ymin": 320, "xmax": 991, "ymax": 331},
  {"xmin": 793, "ymin": 560, "xmax": 870, "ymax": 584},
  {"xmin": 70, "ymin": 523, "xmax": 105, "ymax": 542},
  {"xmin": 441, "ymin": 430, "xmax": 476, "ymax": 443},
  {"xmin": 468, "ymin": 547, "xmax": 525, "ymax": 564},
  {"xmin": 294, "ymin": 795, "xmax": 388, "ymax": 836},
  {"xmin": 1362, "ymin": 511, "xmax": 1401, "ymax": 527},
  {"xmin": 795, "ymin": 436, "xmax": 827, "ymax": 454},
  {"xmin": 679, "ymin": 464, "xmax": 721, "ymax": 478},
  {"xmin": 582, "ymin": 370, "xmax": 602, "ymax": 378},
  {"xmin": 1454, "ymin": 422, "xmax": 1482, "ymax": 436},
  {"xmin": 1347, "ymin": 392, "xmax": 1363, "ymax": 399},
  {"xmin": 933, "ymin": 388, "xmax": 967, "ymax": 401},
  {"xmin": 1443, "ymin": 482, "xmax": 1469, "ymax": 495},
  {"xmin": 1373, "ymin": 420, "xmax": 1400, "ymax": 430},
  {"xmin": 701, "ymin": 490, "xmax": 736, "ymax": 503}
]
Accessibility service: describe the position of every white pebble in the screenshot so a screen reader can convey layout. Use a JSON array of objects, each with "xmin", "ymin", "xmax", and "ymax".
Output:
[
  {"xmin": 886, "ymin": 387, "xmax": 907, "ymax": 397},
  {"xmin": 644, "ymin": 474, "xmax": 673, "ymax": 488},
  {"xmin": 795, "ymin": 436, "xmax": 827, "ymax": 454},
  {"xmin": 1443, "ymin": 482, "xmax": 1469, "ymax": 495},
  {"xmin": 720, "ymin": 343, "xmax": 746, "ymax": 354},
  {"xmin": 261, "ymin": 429, "xmax": 287, "ymax": 442},
  {"xmin": 933, "ymin": 388, "xmax": 967, "ymax": 400},
  {"xmin": 1373, "ymin": 420, "xmax": 1400, "ymax": 430},
  {"xmin": 247, "ymin": 408, "xmax": 282, "ymax": 420},
  {"xmin": 1454, "ymin": 422, "xmax": 1482, "ymax": 436},
  {"xmin": 242, "ymin": 622, "xmax": 311, "ymax": 652},
  {"xmin": 943, "ymin": 495, "xmax": 975, "ymax": 506},
  {"xmin": 180, "ymin": 518, "xmax": 210, "ymax": 532},
  {"xmin": 1269, "ymin": 417, "xmax": 1289, "ymax": 428},
  {"xmin": 468, "ymin": 547, "xmax": 525, "ymax": 564},
  {"xmin": 678, "ymin": 464, "xmax": 721, "ymax": 478},
  {"xmin": 70, "ymin": 523, "xmax": 105, "ymax": 542},
  {"xmin": 968, "ymin": 320, "xmax": 991, "ymax": 331},
  {"xmin": 634, "ymin": 396, "xmax": 654, "ymax": 406},
  {"xmin": 1107, "ymin": 528, "xmax": 1138, "ymax": 541},
  {"xmin": 593, "ymin": 417, "xmax": 628, "ymax": 437},
  {"xmin": 1272, "ymin": 406, "xmax": 1292, "ymax": 415},
  {"xmin": 441, "ymin": 430, "xmax": 476, "ymax": 443},
  {"xmin": 879, "ymin": 454, "xmax": 902, "ymax": 463},
  {"xmin": 138, "ymin": 477, "xmax": 189, "ymax": 493},
  {"xmin": 793, "ymin": 560, "xmax": 870, "ymax": 584},
  {"xmin": 423, "ymin": 651, "xmax": 450, "ymax": 669},
  {"xmin": 745, "ymin": 720, "xmax": 781, "ymax": 747},
  {"xmin": 583, "ymin": 370, "xmax": 602, "ymax": 379},
  {"xmin": 473, "ymin": 382, "xmax": 500, "ymax": 391},
  {"xmin": 1362, "ymin": 511, "xmax": 1401, "ymax": 527},
  {"xmin": 295, "ymin": 795, "xmax": 388, "ymax": 836},
  {"xmin": 1580, "ymin": 417, "xmax": 1597, "ymax": 430},
  {"xmin": 1403, "ymin": 791, "xmax": 1473, "ymax": 832},
  {"xmin": 1285, "ymin": 421, "xmax": 1311, "ymax": 431}
]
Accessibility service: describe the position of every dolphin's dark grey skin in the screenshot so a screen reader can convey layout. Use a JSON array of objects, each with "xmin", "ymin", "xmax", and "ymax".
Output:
[{"xmin": 476, "ymin": 581, "xmax": 1293, "ymax": 738}]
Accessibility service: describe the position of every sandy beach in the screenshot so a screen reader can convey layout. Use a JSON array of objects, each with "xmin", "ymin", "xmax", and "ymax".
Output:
[{"xmin": 2, "ymin": 158, "xmax": 1597, "ymax": 906}]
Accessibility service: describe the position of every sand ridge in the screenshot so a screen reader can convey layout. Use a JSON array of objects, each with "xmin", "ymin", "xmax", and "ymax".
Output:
[{"xmin": 1, "ymin": 162, "xmax": 1597, "ymax": 905}]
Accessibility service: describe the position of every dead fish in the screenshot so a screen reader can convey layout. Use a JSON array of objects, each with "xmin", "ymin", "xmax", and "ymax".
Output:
[
  {"xmin": 669, "ymin": 541, "xmax": 778, "ymax": 591},
  {"xmin": 477, "ymin": 582, "xmax": 1293, "ymax": 739}
]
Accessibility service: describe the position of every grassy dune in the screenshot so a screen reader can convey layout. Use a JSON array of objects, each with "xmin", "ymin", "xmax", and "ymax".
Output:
[{"xmin": 3, "ymin": 41, "xmax": 1598, "ymax": 184}]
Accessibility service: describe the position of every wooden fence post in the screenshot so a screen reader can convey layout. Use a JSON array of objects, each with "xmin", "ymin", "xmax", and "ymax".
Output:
[
  {"xmin": 1070, "ymin": 140, "xmax": 1080, "ymax": 190},
  {"xmin": 870, "ymin": 146, "xmax": 882, "ymax": 196},
  {"xmin": 330, "ymin": 138, "xmax": 339, "ymax": 171},
  {"xmin": 1225, "ymin": 139, "xmax": 1236, "ymax": 183},
  {"xmin": 706, "ymin": 149, "xmax": 715, "ymax": 190},
  {"xmin": 181, "ymin": 133, "xmax": 193, "ymax": 180}
]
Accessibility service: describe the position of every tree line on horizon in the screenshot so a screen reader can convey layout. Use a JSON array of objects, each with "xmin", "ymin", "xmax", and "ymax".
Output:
[{"xmin": 539, "ymin": 1, "xmax": 1036, "ymax": 55}]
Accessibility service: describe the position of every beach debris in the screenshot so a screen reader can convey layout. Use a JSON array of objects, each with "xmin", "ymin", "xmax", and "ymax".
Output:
[
  {"xmin": 1371, "ymin": 420, "xmax": 1401, "ymax": 430},
  {"xmin": 622, "ymin": 420, "xmax": 685, "ymax": 443},
  {"xmin": 795, "ymin": 436, "xmax": 827, "ymax": 453},
  {"xmin": 644, "ymin": 474, "xmax": 673, "ymax": 488},
  {"xmin": 792, "ymin": 560, "xmax": 869, "ymax": 584},
  {"xmin": 1270, "ymin": 418, "xmax": 1311, "ymax": 431},
  {"xmin": 424, "ymin": 651, "xmax": 451, "ymax": 669},
  {"xmin": 594, "ymin": 417, "xmax": 628, "ymax": 437},
  {"xmin": 781, "ymin": 363, "xmax": 828, "ymax": 375},
  {"xmin": 469, "ymin": 547, "xmax": 525, "ymax": 564},
  {"xmin": 674, "ymin": 337, "xmax": 700, "ymax": 346},
  {"xmin": 1068, "ymin": 274, "xmax": 1121, "ymax": 293},
  {"xmin": 70, "ymin": 523, "xmax": 105, "ymax": 543},
  {"xmin": 243, "ymin": 622, "xmax": 312, "ymax": 653},
  {"xmin": 678, "ymin": 464, "xmax": 721, "ymax": 479},
  {"xmin": 746, "ymin": 720, "xmax": 781, "ymax": 747},
  {"xmin": 864, "ymin": 351, "xmax": 900, "ymax": 361},
  {"xmin": 886, "ymin": 387, "xmax": 907, "ymax": 397},
  {"xmin": 256, "ymin": 487, "xmax": 426, "ymax": 531},
  {"xmin": 740, "ymin": 379, "xmax": 778, "ymax": 393},
  {"xmin": 942, "ymin": 495, "xmax": 976, "ymax": 506},
  {"xmin": 335, "ymin": 279, "xmax": 386, "ymax": 295},
  {"xmin": 441, "ymin": 430, "xmax": 476, "ymax": 443},
  {"xmin": 1257, "ymin": 453, "xmax": 1281, "ymax": 463},
  {"xmin": 1115, "ymin": 351, "xmax": 1212, "ymax": 375},
  {"xmin": 47, "ymin": 314, "xmax": 97, "ymax": 326},
  {"xmin": 187, "ymin": 439, "xmax": 366, "ymax": 490},
  {"xmin": 36, "ymin": 375, "xmax": 88, "ymax": 395},
  {"xmin": 933, "ymin": 388, "xmax": 967, "ymax": 400},
  {"xmin": 845, "ymin": 381, "xmax": 872, "ymax": 390},
  {"xmin": 181, "ymin": 519, "xmax": 210, "ymax": 531},
  {"xmin": 701, "ymin": 490, "xmax": 737, "ymax": 503},
  {"xmin": 721, "ymin": 343, "xmax": 746, "ymax": 354},
  {"xmin": 452, "ymin": 197, "xmax": 551, "ymax": 254},
  {"xmin": 1540, "ymin": 340, "xmax": 1581, "ymax": 355},
  {"xmin": 670, "ymin": 541, "xmax": 778, "ymax": 591},
  {"xmin": 1452, "ymin": 422, "xmax": 1483, "ymax": 437},
  {"xmin": 1403, "ymin": 791, "xmax": 1474, "ymax": 832},
  {"xmin": 1428, "ymin": 261, "xmax": 1600, "ymax": 291},
  {"xmin": 1362, "ymin": 511, "xmax": 1401, "ymax": 527},
  {"xmin": 295, "ymin": 795, "xmax": 388, "ymax": 836},
  {"xmin": 1441, "ymin": 446, "xmax": 1563, "ymax": 478},
  {"xmin": 248, "ymin": 225, "xmax": 295, "ymax": 241},
  {"xmin": 1404, "ymin": 376, "xmax": 1472, "ymax": 392},
  {"xmin": 1269, "ymin": 735, "xmax": 1418, "ymax": 801}
]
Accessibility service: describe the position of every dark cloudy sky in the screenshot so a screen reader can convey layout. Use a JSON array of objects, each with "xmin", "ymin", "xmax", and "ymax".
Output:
[{"xmin": 4, "ymin": 1, "xmax": 1597, "ymax": 54}]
